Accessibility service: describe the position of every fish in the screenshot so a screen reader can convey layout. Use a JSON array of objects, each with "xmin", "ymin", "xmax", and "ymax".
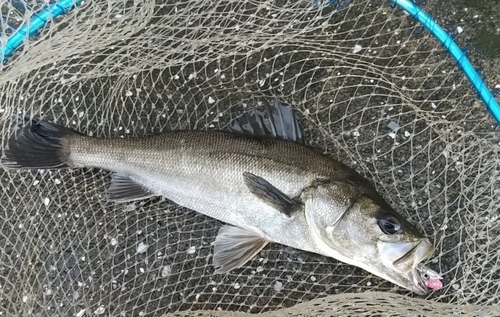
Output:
[{"xmin": 1, "ymin": 100, "xmax": 442, "ymax": 294}]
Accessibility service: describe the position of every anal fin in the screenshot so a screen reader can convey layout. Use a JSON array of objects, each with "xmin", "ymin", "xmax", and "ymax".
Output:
[
  {"xmin": 213, "ymin": 225, "xmax": 269, "ymax": 273},
  {"xmin": 104, "ymin": 173, "xmax": 154, "ymax": 202}
]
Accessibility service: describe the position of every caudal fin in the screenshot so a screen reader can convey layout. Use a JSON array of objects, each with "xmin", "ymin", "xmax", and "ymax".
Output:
[{"xmin": 2, "ymin": 117, "xmax": 79, "ymax": 169}]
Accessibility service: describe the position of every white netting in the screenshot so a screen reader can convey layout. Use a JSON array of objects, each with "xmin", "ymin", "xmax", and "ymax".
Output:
[{"xmin": 0, "ymin": 0, "xmax": 499, "ymax": 316}]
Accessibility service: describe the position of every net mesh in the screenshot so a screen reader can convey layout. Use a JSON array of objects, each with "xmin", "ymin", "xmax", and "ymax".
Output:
[{"xmin": 0, "ymin": 0, "xmax": 499, "ymax": 316}]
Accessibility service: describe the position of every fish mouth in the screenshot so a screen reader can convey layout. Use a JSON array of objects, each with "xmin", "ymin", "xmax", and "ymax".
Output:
[{"xmin": 377, "ymin": 238, "xmax": 435, "ymax": 295}]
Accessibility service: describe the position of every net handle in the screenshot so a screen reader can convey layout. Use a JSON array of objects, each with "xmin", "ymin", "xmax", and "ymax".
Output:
[
  {"xmin": 390, "ymin": 0, "xmax": 500, "ymax": 125},
  {"xmin": 0, "ymin": 0, "xmax": 84, "ymax": 64}
]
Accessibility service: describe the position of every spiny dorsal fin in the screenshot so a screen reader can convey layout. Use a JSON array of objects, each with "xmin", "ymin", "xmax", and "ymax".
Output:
[
  {"xmin": 104, "ymin": 173, "xmax": 154, "ymax": 202},
  {"xmin": 229, "ymin": 100, "xmax": 305, "ymax": 144},
  {"xmin": 243, "ymin": 172, "xmax": 300, "ymax": 217},
  {"xmin": 213, "ymin": 225, "xmax": 269, "ymax": 273}
]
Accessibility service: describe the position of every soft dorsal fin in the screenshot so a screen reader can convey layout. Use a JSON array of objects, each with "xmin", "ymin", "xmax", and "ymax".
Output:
[{"xmin": 229, "ymin": 100, "xmax": 305, "ymax": 144}]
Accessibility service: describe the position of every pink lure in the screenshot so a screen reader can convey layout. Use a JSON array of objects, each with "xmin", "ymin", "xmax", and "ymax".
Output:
[{"xmin": 425, "ymin": 278, "xmax": 443, "ymax": 290}]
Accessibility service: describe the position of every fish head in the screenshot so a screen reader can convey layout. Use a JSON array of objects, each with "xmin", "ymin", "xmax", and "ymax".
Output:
[{"xmin": 302, "ymin": 181, "xmax": 435, "ymax": 295}]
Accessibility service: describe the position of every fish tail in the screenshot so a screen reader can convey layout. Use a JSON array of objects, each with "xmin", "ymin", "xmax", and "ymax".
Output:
[{"xmin": 2, "ymin": 116, "xmax": 81, "ymax": 169}]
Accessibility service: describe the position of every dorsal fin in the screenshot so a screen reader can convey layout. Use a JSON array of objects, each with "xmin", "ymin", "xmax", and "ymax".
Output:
[{"xmin": 229, "ymin": 100, "xmax": 305, "ymax": 144}]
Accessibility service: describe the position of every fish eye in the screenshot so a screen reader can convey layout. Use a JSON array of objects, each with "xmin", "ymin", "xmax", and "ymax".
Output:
[{"xmin": 378, "ymin": 214, "xmax": 402, "ymax": 235}]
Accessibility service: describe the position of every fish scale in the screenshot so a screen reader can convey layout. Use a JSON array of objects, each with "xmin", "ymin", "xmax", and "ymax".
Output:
[{"xmin": 66, "ymin": 130, "xmax": 332, "ymax": 251}]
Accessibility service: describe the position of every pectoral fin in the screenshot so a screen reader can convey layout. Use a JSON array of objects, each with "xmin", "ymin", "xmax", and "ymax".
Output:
[
  {"xmin": 213, "ymin": 225, "xmax": 269, "ymax": 273},
  {"xmin": 243, "ymin": 172, "xmax": 300, "ymax": 217},
  {"xmin": 104, "ymin": 173, "xmax": 154, "ymax": 202}
]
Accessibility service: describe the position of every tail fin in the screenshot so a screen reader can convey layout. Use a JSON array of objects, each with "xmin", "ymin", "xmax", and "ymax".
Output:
[{"xmin": 2, "ymin": 117, "xmax": 79, "ymax": 169}]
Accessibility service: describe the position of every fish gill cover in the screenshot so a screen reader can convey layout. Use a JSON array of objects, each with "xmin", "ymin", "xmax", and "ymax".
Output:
[{"xmin": 0, "ymin": 0, "xmax": 499, "ymax": 316}]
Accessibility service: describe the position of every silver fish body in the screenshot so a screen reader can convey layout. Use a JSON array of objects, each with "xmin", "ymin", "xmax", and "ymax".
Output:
[
  {"xmin": 69, "ymin": 130, "xmax": 372, "ymax": 254},
  {"xmin": 2, "ymin": 102, "xmax": 442, "ymax": 294}
]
